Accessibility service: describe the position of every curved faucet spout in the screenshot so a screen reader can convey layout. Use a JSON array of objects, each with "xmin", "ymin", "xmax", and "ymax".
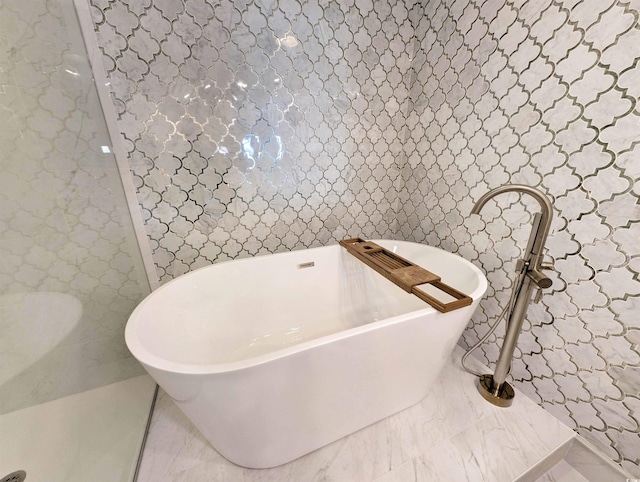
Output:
[{"xmin": 471, "ymin": 184, "xmax": 553, "ymax": 271}]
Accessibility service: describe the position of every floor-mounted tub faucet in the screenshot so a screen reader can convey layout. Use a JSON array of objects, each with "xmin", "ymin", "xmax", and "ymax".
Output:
[{"xmin": 470, "ymin": 184, "xmax": 554, "ymax": 407}]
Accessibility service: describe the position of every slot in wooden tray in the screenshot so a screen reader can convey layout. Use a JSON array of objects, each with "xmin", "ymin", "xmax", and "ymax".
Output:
[{"xmin": 339, "ymin": 238, "xmax": 472, "ymax": 313}]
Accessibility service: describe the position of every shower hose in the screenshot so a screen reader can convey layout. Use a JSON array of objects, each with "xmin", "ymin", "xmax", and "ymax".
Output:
[{"xmin": 461, "ymin": 263, "xmax": 529, "ymax": 378}]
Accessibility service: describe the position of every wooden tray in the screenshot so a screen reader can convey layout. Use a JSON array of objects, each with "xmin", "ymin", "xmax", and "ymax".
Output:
[{"xmin": 339, "ymin": 238, "xmax": 472, "ymax": 313}]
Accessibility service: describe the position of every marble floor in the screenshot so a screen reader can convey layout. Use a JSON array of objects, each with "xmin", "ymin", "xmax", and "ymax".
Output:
[
  {"xmin": 0, "ymin": 375, "xmax": 155, "ymax": 482},
  {"xmin": 137, "ymin": 347, "xmax": 578, "ymax": 481}
]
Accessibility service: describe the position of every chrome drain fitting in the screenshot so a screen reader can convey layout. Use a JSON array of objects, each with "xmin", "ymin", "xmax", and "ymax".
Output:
[{"xmin": 1, "ymin": 471, "xmax": 26, "ymax": 482}]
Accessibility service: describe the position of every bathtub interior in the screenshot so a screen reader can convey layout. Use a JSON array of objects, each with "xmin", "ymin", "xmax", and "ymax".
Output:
[{"xmin": 127, "ymin": 240, "xmax": 485, "ymax": 370}]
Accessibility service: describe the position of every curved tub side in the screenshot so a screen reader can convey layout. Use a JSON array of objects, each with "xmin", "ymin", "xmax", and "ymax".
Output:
[
  {"xmin": 154, "ymin": 300, "xmax": 480, "ymax": 469},
  {"xmin": 126, "ymin": 241, "xmax": 488, "ymax": 468}
]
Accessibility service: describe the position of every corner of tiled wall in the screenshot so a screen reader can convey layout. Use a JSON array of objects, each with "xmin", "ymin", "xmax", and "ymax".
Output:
[
  {"xmin": 400, "ymin": 0, "xmax": 640, "ymax": 474},
  {"xmin": 89, "ymin": 0, "xmax": 640, "ymax": 475}
]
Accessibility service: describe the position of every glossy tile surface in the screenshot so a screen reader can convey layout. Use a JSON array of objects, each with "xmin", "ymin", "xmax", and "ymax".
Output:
[
  {"xmin": 137, "ymin": 347, "xmax": 574, "ymax": 481},
  {"xmin": 90, "ymin": 0, "xmax": 415, "ymax": 283}
]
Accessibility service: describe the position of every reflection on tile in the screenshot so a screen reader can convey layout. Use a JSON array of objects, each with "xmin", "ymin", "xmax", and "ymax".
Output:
[
  {"xmin": 137, "ymin": 347, "xmax": 575, "ymax": 482},
  {"xmin": 91, "ymin": 0, "xmax": 413, "ymax": 283}
]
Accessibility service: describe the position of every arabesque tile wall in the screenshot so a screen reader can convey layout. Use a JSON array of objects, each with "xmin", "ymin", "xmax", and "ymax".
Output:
[
  {"xmin": 400, "ymin": 0, "xmax": 640, "ymax": 474},
  {"xmin": 89, "ymin": 0, "xmax": 411, "ymax": 282},
  {"xmin": 90, "ymin": 0, "xmax": 639, "ymax": 474}
]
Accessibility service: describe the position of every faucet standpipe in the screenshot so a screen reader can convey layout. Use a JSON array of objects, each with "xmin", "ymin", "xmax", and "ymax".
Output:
[{"xmin": 471, "ymin": 184, "xmax": 554, "ymax": 407}]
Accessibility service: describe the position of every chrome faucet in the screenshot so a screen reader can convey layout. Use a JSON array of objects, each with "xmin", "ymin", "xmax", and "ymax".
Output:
[{"xmin": 470, "ymin": 184, "xmax": 554, "ymax": 407}]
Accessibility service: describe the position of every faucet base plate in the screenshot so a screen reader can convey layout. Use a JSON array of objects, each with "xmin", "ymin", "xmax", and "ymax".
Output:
[{"xmin": 477, "ymin": 374, "xmax": 515, "ymax": 407}]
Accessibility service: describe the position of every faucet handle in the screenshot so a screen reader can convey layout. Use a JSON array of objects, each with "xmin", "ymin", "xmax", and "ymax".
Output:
[
  {"xmin": 527, "ymin": 269, "xmax": 552, "ymax": 289},
  {"xmin": 540, "ymin": 260, "xmax": 554, "ymax": 270}
]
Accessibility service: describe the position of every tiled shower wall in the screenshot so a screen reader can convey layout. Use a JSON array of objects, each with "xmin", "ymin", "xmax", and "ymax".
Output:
[
  {"xmin": 89, "ymin": 0, "xmax": 639, "ymax": 475},
  {"xmin": 89, "ymin": 0, "xmax": 417, "ymax": 282},
  {"xmin": 400, "ymin": 0, "xmax": 640, "ymax": 474},
  {"xmin": 0, "ymin": 0, "xmax": 149, "ymax": 414}
]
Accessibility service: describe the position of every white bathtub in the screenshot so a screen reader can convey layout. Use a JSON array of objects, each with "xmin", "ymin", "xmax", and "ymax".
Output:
[{"xmin": 126, "ymin": 240, "xmax": 487, "ymax": 469}]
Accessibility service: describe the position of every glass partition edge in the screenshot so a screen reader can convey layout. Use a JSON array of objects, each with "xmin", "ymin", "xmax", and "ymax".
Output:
[{"xmin": 72, "ymin": 0, "xmax": 160, "ymax": 291}]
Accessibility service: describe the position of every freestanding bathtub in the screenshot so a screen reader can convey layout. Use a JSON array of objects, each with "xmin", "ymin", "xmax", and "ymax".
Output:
[{"xmin": 126, "ymin": 240, "xmax": 487, "ymax": 469}]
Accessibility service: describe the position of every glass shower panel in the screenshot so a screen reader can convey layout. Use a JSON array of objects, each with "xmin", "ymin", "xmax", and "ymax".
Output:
[{"xmin": 0, "ymin": 0, "xmax": 154, "ymax": 480}]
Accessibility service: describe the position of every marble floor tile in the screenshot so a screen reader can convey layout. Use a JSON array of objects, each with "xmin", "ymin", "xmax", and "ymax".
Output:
[
  {"xmin": 372, "ymin": 460, "xmax": 417, "ymax": 482},
  {"xmin": 137, "ymin": 347, "xmax": 576, "ymax": 481},
  {"xmin": 136, "ymin": 391, "xmax": 225, "ymax": 480}
]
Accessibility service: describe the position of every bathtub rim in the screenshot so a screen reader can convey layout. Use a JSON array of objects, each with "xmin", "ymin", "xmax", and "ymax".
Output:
[{"xmin": 125, "ymin": 240, "xmax": 487, "ymax": 376}]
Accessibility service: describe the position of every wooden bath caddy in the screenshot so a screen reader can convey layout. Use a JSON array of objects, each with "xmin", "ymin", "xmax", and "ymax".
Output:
[{"xmin": 339, "ymin": 238, "xmax": 472, "ymax": 313}]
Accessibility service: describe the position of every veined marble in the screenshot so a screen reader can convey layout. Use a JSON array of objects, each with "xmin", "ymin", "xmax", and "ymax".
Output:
[{"xmin": 137, "ymin": 347, "xmax": 575, "ymax": 481}]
